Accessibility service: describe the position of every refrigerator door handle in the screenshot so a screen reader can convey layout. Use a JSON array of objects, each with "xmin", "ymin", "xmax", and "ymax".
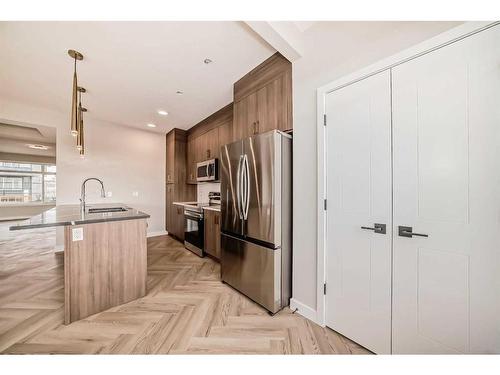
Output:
[
  {"xmin": 236, "ymin": 154, "xmax": 244, "ymax": 219},
  {"xmin": 243, "ymin": 154, "xmax": 250, "ymax": 220},
  {"xmin": 241, "ymin": 154, "xmax": 247, "ymax": 220}
]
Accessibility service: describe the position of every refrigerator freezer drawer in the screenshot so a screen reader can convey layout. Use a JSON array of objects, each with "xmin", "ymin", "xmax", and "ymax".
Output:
[{"xmin": 221, "ymin": 233, "xmax": 284, "ymax": 313}]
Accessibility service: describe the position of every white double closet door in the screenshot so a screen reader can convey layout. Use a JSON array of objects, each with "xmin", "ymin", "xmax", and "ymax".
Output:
[{"xmin": 325, "ymin": 25, "xmax": 500, "ymax": 354}]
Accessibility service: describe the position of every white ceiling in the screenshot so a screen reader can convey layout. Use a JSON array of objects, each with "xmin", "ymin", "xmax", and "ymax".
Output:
[
  {"xmin": 0, "ymin": 22, "xmax": 275, "ymax": 133},
  {"xmin": 0, "ymin": 122, "xmax": 56, "ymax": 157}
]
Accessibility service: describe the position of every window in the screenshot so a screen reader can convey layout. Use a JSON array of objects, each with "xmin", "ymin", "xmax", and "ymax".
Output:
[{"xmin": 0, "ymin": 162, "xmax": 56, "ymax": 204}]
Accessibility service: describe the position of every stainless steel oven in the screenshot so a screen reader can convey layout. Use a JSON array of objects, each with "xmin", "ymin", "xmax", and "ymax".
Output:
[
  {"xmin": 184, "ymin": 206, "xmax": 204, "ymax": 257},
  {"xmin": 196, "ymin": 158, "xmax": 219, "ymax": 182}
]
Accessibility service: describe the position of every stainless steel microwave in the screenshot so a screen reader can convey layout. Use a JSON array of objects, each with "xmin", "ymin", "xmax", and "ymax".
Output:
[{"xmin": 197, "ymin": 158, "xmax": 219, "ymax": 182}]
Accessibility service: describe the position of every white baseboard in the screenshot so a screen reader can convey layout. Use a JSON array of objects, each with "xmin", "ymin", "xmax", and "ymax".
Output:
[
  {"xmin": 290, "ymin": 298, "xmax": 319, "ymax": 325},
  {"xmin": 147, "ymin": 230, "xmax": 168, "ymax": 238}
]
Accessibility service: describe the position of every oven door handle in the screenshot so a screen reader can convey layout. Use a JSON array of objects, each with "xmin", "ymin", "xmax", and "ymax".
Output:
[{"xmin": 185, "ymin": 212, "xmax": 203, "ymax": 220}]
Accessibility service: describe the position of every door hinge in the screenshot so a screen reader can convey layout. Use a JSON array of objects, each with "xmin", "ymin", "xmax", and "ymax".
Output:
[
  {"xmin": 323, "ymin": 114, "xmax": 327, "ymax": 126},
  {"xmin": 323, "ymin": 199, "xmax": 327, "ymax": 211},
  {"xmin": 323, "ymin": 283, "xmax": 327, "ymax": 295}
]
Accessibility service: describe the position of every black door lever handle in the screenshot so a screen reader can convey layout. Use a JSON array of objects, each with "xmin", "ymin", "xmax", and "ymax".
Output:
[
  {"xmin": 398, "ymin": 226, "xmax": 428, "ymax": 238},
  {"xmin": 361, "ymin": 223, "xmax": 386, "ymax": 234}
]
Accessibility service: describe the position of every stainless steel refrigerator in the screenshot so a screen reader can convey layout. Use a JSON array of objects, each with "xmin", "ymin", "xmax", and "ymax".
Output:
[{"xmin": 220, "ymin": 129, "xmax": 292, "ymax": 313}]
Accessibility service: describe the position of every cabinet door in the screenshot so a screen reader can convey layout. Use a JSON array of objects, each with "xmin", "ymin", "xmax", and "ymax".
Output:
[
  {"xmin": 196, "ymin": 133, "xmax": 207, "ymax": 162},
  {"xmin": 218, "ymin": 120, "xmax": 233, "ymax": 152},
  {"xmin": 186, "ymin": 137, "xmax": 197, "ymax": 184},
  {"xmin": 174, "ymin": 206, "xmax": 185, "ymax": 241},
  {"xmin": 206, "ymin": 127, "xmax": 219, "ymax": 160},
  {"xmin": 233, "ymin": 92, "xmax": 257, "ymax": 141},
  {"xmin": 172, "ymin": 205, "xmax": 178, "ymax": 239},
  {"xmin": 256, "ymin": 76, "xmax": 284, "ymax": 134},
  {"xmin": 166, "ymin": 184, "xmax": 174, "ymax": 233},
  {"xmin": 213, "ymin": 212, "xmax": 221, "ymax": 259},
  {"xmin": 204, "ymin": 210, "xmax": 216, "ymax": 257},
  {"xmin": 166, "ymin": 131, "xmax": 175, "ymax": 183}
]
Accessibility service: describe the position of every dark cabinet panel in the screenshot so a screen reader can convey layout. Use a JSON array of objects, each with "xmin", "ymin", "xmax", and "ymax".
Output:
[
  {"xmin": 166, "ymin": 184, "xmax": 174, "ymax": 233},
  {"xmin": 172, "ymin": 205, "xmax": 185, "ymax": 241},
  {"xmin": 233, "ymin": 92, "xmax": 257, "ymax": 141},
  {"xmin": 186, "ymin": 137, "xmax": 197, "ymax": 184},
  {"xmin": 204, "ymin": 209, "xmax": 221, "ymax": 260},
  {"xmin": 166, "ymin": 131, "xmax": 175, "ymax": 184},
  {"xmin": 218, "ymin": 120, "xmax": 233, "ymax": 150},
  {"xmin": 186, "ymin": 104, "xmax": 234, "ymax": 184},
  {"xmin": 206, "ymin": 127, "xmax": 219, "ymax": 160}
]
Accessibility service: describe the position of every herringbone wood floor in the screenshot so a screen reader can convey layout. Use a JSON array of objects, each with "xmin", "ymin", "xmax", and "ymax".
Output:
[{"xmin": 0, "ymin": 222, "xmax": 370, "ymax": 354}]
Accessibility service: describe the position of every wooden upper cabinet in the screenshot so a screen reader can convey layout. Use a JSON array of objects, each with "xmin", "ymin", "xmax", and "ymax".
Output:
[
  {"xmin": 256, "ymin": 74, "xmax": 288, "ymax": 134},
  {"xmin": 233, "ymin": 92, "xmax": 257, "ymax": 141},
  {"xmin": 186, "ymin": 103, "xmax": 234, "ymax": 184},
  {"xmin": 195, "ymin": 133, "xmax": 206, "ymax": 163},
  {"xmin": 218, "ymin": 120, "xmax": 233, "ymax": 150},
  {"xmin": 166, "ymin": 129, "xmax": 189, "ymax": 185},
  {"xmin": 232, "ymin": 52, "xmax": 292, "ymax": 141},
  {"xmin": 166, "ymin": 131, "xmax": 175, "ymax": 184},
  {"xmin": 206, "ymin": 127, "xmax": 219, "ymax": 159}
]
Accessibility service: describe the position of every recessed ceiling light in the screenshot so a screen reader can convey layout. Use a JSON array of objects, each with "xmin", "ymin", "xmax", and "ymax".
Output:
[
  {"xmin": 157, "ymin": 110, "xmax": 168, "ymax": 116},
  {"xmin": 26, "ymin": 144, "xmax": 49, "ymax": 150},
  {"xmin": 204, "ymin": 58, "xmax": 212, "ymax": 64},
  {"xmin": 176, "ymin": 90, "xmax": 184, "ymax": 95},
  {"xmin": 147, "ymin": 123, "xmax": 157, "ymax": 128}
]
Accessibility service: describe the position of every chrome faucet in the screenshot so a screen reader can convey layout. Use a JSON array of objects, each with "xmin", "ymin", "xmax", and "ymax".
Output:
[{"xmin": 80, "ymin": 178, "xmax": 106, "ymax": 213}]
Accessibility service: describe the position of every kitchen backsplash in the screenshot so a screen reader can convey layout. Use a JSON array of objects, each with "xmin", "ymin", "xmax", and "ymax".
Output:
[{"xmin": 197, "ymin": 182, "xmax": 220, "ymax": 203}]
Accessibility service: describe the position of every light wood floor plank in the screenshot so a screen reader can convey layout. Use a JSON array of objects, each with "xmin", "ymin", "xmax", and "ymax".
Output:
[{"xmin": 0, "ymin": 223, "xmax": 371, "ymax": 355}]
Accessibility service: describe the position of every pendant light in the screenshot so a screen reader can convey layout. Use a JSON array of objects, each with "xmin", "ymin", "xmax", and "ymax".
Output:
[
  {"xmin": 68, "ymin": 49, "xmax": 83, "ymax": 137},
  {"xmin": 76, "ymin": 87, "xmax": 86, "ymax": 151},
  {"xmin": 78, "ymin": 107, "xmax": 87, "ymax": 158}
]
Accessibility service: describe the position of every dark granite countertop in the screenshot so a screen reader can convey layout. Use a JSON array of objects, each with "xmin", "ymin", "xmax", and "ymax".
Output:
[{"xmin": 9, "ymin": 203, "xmax": 150, "ymax": 231}]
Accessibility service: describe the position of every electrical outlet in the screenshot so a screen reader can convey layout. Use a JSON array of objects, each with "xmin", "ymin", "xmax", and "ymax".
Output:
[
  {"xmin": 132, "ymin": 191, "xmax": 139, "ymax": 197},
  {"xmin": 106, "ymin": 191, "xmax": 112, "ymax": 197},
  {"xmin": 72, "ymin": 227, "xmax": 83, "ymax": 242}
]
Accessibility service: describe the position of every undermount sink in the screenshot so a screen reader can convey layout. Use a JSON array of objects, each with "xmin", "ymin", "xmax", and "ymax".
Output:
[{"xmin": 88, "ymin": 207, "xmax": 128, "ymax": 214}]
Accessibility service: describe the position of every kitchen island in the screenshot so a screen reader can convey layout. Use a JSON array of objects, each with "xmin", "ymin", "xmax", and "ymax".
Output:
[{"xmin": 10, "ymin": 204, "xmax": 150, "ymax": 324}]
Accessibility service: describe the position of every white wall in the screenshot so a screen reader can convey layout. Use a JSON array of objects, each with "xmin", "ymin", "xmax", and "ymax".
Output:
[
  {"xmin": 0, "ymin": 97, "xmax": 166, "ymax": 240},
  {"xmin": 292, "ymin": 21, "xmax": 462, "ymax": 315},
  {"xmin": 197, "ymin": 182, "xmax": 220, "ymax": 203}
]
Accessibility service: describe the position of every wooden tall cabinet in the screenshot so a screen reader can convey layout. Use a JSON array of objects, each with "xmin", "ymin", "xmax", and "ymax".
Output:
[
  {"xmin": 233, "ymin": 53, "xmax": 292, "ymax": 141},
  {"xmin": 165, "ymin": 128, "xmax": 195, "ymax": 237},
  {"xmin": 166, "ymin": 131, "xmax": 175, "ymax": 184}
]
